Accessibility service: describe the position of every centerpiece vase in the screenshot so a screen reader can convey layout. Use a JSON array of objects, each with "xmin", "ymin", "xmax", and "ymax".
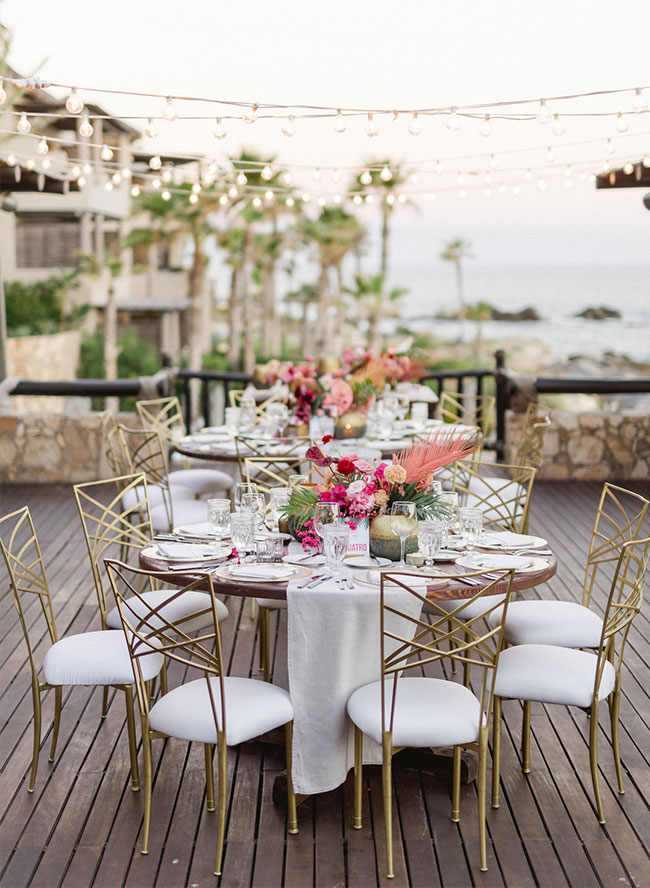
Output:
[
  {"xmin": 334, "ymin": 411, "xmax": 367, "ymax": 440},
  {"xmin": 369, "ymin": 515, "xmax": 419, "ymax": 561}
]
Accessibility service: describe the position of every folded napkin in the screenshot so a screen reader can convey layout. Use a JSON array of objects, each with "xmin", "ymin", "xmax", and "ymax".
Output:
[
  {"xmin": 468, "ymin": 554, "xmax": 533, "ymax": 570},
  {"xmin": 156, "ymin": 542, "xmax": 215, "ymax": 560},
  {"xmin": 479, "ymin": 531, "xmax": 537, "ymax": 548},
  {"xmin": 228, "ymin": 564, "xmax": 295, "ymax": 581}
]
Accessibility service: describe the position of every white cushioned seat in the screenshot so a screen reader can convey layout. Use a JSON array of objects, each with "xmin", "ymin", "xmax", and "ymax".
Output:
[
  {"xmin": 464, "ymin": 476, "xmax": 525, "ymax": 527},
  {"xmin": 347, "ymin": 677, "xmax": 482, "ymax": 747},
  {"xmin": 148, "ymin": 675, "xmax": 293, "ymax": 746},
  {"xmin": 121, "ymin": 482, "xmax": 194, "ymax": 512},
  {"xmin": 434, "ymin": 592, "xmax": 508, "ymax": 621},
  {"xmin": 488, "ymin": 599, "xmax": 604, "ymax": 647},
  {"xmin": 256, "ymin": 597, "xmax": 287, "ymax": 610},
  {"xmin": 42, "ymin": 630, "xmax": 163, "ymax": 686},
  {"xmin": 149, "ymin": 499, "xmax": 209, "ymax": 533},
  {"xmin": 169, "ymin": 467, "xmax": 234, "ymax": 496},
  {"xmin": 106, "ymin": 588, "xmax": 229, "ymax": 631},
  {"xmin": 494, "ymin": 644, "xmax": 615, "ymax": 708}
]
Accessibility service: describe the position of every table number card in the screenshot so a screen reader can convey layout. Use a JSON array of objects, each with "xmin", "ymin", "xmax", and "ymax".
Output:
[{"xmin": 344, "ymin": 517, "xmax": 369, "ymax": 557}]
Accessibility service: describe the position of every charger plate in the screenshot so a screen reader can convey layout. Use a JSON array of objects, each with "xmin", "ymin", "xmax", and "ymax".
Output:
[
  {"xmin": 214, "ymin": 562, "xmax": 312, "ymax": 583},
  {"xmin": 455, "ymin": 554, "xmax": 550, "ymax": 574}
]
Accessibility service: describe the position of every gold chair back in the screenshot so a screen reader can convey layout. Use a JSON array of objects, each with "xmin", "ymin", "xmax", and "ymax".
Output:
[
  {"xmin": 243, "ymin": 456, "xmax": 309, "ymax": 499},
  {"xmin": 118, "ymin": 425, "xmax": 174, "ymax": 530},
  {"xmin": 99, "ymin": 410, "xmax": 131, "ymax": 475},
  {"xmin": 440, "ymin": 390, "xmax": 495, "ymax": 437},
  {"xmin": 136, "ymin": 396, "xmax": 186, "ymax": 444},
  {"xmin": 582, "ymin": 483, "xmax": 649, "ymax": 610},
  {"xmin": 73, "ymin": 474, "xmax": 154, "ymax": 629},
  {"xmin": 512, "ymin": 403, "xmax": 552, "ymax": 471},
  {"xmin": 235, "ymin": 435, "xmax": 310, "ymax": 480},
  {"xmin": 229, "ymin": 388, "xmax": 288, "ymax": 416},
  {"xmin": 452, "ymin": 460, "xmax": 537, "ymax": 533}
]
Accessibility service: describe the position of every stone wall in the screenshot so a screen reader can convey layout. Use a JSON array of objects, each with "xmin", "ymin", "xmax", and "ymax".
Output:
[
  {"xmin": 6, "ymin": 331, "xmax": 82, "ymax": 414},
  {"xmin": 0, "ymin": 412, "xmax": 139, "ymax": 484},
  {"xmin": 506, "ymin": 409, "xmax": 650, "ymax": 481}
]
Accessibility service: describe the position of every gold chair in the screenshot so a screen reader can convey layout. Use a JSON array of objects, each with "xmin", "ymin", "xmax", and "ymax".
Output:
[
  {"xmin": 99, "ymin": 409, "xmax": 131, "ymax": 476},
  {"xmin": 492, "ymin": 534, "xmax": 650, "ymax": 823},
  {"xmin": 440, "ymin": 390, "xmax": 496, "ymax": 438},
  {"xmin": 104, "ymin": 560, "xmax": 299, "ymax": 875},
  {"xmin": 347, "ymin": 568, "xmax": 515, "ymax": 875},
  {"xmin": 0, "ymin": 506, "xmax": 161, "ymax": 793},
  {"xmin": 452, "ymin": 460, "xmax": 537, "ymax": 534},
  {"xmin": 511, "ymin": 403, "xmax": 552, "ymax": 471}
]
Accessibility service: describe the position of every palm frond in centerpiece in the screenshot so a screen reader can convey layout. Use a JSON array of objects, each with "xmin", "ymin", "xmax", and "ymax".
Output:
[{"xmin": 396, "ymin": 429, "xmax": 476, "ymax": 486}]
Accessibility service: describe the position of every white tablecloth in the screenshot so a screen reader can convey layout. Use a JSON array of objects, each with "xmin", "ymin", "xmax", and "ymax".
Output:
[{"xmin": 286, "ymin": 568, "xmax": 425, "ymax": 795}]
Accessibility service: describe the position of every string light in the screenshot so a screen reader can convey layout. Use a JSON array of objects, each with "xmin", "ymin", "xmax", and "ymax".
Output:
[
  {"xmin": 301, "ymin": 192, "xmax": 310, "ymax": 202},
  {"xmin": 524, "ymin": 168, "xmax": 532, "ymax": 181},
  {"xmin": 333, "ymin": 193, "xmax": 342, "ymax": 204},
  {"xmin": 546, "ymin": 146, "xmax": 555, "ymax": 162},
  {"xmin": 77, "ymin": 176, "xmax": 86, "ymax": 188},
  {"xmin": 552, "ymin": 114, "xmax": 565, "ymax": 136},
  {"xmin": 365, "ymin": 113, "xmax": 379, "ymax": 137},
  {"xmin": 606, "ymin": 138, "xmax": 615, "ymax": 155},
  {"xmin": 236, "ymin": 171, "xmax": 248, "ymax": 186},
  {"xmin": 479, "ymin": 114, "xmax": 491, "ymax": 137},
  {"xmin": 286, "ymin": 197, "xmax": 295, "ymax": 207},
  {"xmin": 189, "ymin": 192, "xmax": 199, "ymax": 204},
  {"xmin": 152, "ymin": 177, "xmax": 161, "ymax": 189},
  {"xmin": 365, "ymin": 194, "xmax": 374, "ymax": 204},
  {"xmin": 615, "ymin": 112, "xmax": 629, "ymax": 133},
  {"xmin": 100, "ymin": 144, "xmax": 113, "ymax": 161},
  {"xmin": 111, "ymin": 172, "xmax": 121, "ymax": 185},
  {"xmin": 70, "ymin": 164, "xmax": 80, "ymax": 178},
  {"xmin": 408, "ymin": 113, "xmax": 422, "ymax": 136},
  {"xmin": 409, "ymin": 171, "xmax": 418, "ymax": 185},
  {"xmin": 623, "ymin": 161, "xmax": 634, "ymax": 174},
  {"xmin": 282, "ymin": 115, "xmax": 296, "ymax": 137},
  {"xmin": 65, "ymin": 87, "xmax": 83, "ymax": 114},
  {"xmin": 564, "ymin": 164, "xmax": 572, "ymax": 178},
  {"xmin": 632, "ymin": 88, "xmax": 647, "ymax": 113},
  {"xmin": 42, "ymin": 158, "xmax": 51, "ymax": 171},
  {"xmin": 537, "ymin": 177, "xmax": 546, "ymax": 190},
  {"xmin": 228, "ymin": 185, "xmax": 239, "ymax": 198},
  {"xmin": 537, "ymin": 98, "xmax": 551, "ymax": 124},
  {"xmin": 163, "ymin": 96, "xmax": 178, "ymax": 122},
  {"xmin": 121, "ymin": 167, "xmax": 132, "ymax": 179},
  {"xmin": 36, "ymin": 137, "xmax": 48, "ymax": 156},
  {"xmin": 219, "ymin": 194, "xmax": 229, "ymax": 206},
  {"xmin": 6, "ymin": 153, "xmax": 16, "ymax": 166},
  {"xmin": 313, "ymin": 169, "xmax": 322, "ymax": 182},
  {"xmin": 317, "ymin": 196, "xmax": 326, "ymax": 207},
  {"xmin": 144, "ymin": 117, "xmax": 158, "ymax": 139},
  {"xmin": 83, "ymin": 163, "xmax": 92, "ymax": 174},
  {"xmin": 397, "ymin": 193, "xmax": 407, "ymax": 204},
  {"xmin": 332, "ymin": 169, "xmax": 340, "ymax": 183},
  {"xmin": 459, "ymin": 188, "xmax": 467, "ymax": 198},
  {"xmin": 149, "ymin": 154, "xmax": 162, "ymax": 170},
  {"xmin": 489, "ymin": 153, "xmax": 497, "ymax": 169},
  {"xmin": 435, "ymin": 160, "xmax": 443, "ymax": 175},
  {"xmin": 445, "ymin": 106, "xmax": 459, "ymax": 131},
  {"xmin": 485, "ymin": 171, "xmax": 493, "ymax": 185},
  {"xmin": 79, "ymin": 113, "xmax": 93, "ymax": 137},
  {"xmin": 105, "ymin": 180, "xmax": 113, "ymax": 192},
  {"xmin": 161, "ymin": 167, "xmax": 173, "ymax": 183},
  {"xmin": 192, "ymin": 182, "xmax": 201, "ymax": 193},
  {"xmin": 643, "ymin": 154, "xmax": 650, "ymax": 168},
  {"xmin": 456, "ymin": 172, "xmax": 464, "ymax": 185},
  {"xmin": 252, "ymin": 196, "xmax": 262, "ymax": 208},
  {"xmin": 261, "ymin": 163, "xmax": 275, "ymax": 179},
  {"xmin": 17, "ymin": 112, "xmax": 31, "ymax": 134},
  {"xmin": 353, "ymin": 194, "xmax": 363, "ymax": 205},
  {"xmin": 213, "ymin": 118, "xmax": 227, "ymax": 139},
  {"xmin": 25, "ymin": 159, "xmax": 35, "ymax": 170},
  {"xmin": 333, "ymin": 109, "xmax": 347, "ymax": 133},
  {"xmin": 380, "ymin": 164, "xmax": 392, "ymax": 182},
  {"xmin": 360, "ymin": 169, "xmax": 372, "ymax": 185},
  {"xmin": 385, "ymin": 193, "xmax": 395, "ymax": 205},
  {"xmin": 243, "ymin": 104, "xmax": 258, "ymax": 124},
  {"xmin": 498, "ymin": 183, "xmax": 507, "ymax": 194},
  {"xmin": 264, "ymin": 189, "xmax": 274, "ymax": 201},
  {"xmin": 601, "ymin": 160, "xmax": 611, "ymax": 173},
  {"xmin": 282, "ymin": 171, "xmax": 292, "ymax": 185}
]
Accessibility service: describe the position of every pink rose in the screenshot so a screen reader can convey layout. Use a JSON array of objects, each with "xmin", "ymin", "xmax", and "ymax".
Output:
[
  {"xmin": 323, "ymin": 379, "xmax": 353, "ymax": 414},
  {"xmin": 348, "ymin": 479, "xmax": 366, "ymax": 496},
  {"xmin": 353, "ymin": 458, "xmax": 373, "ymax": 473}
]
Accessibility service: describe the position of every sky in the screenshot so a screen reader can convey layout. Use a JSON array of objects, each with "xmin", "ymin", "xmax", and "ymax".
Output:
[{"xmin": 2, "ymin": 0, "xmax": 650, "ymax": 276}]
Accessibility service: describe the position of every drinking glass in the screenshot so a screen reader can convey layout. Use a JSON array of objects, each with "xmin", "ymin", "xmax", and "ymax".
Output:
[
  {"xmin": 238, "ymin": 397, "xmax": 257, "ymax": 432},
  {"xmin": 241, "ymin": 492, "xmax": 266, "ymax": 528},
  {"xmin": 382, "ymin": 392, "xmax": 399, "ymax": 420},
  {"xmin": 224, "ymin": 407, "xmax": 241, "ymax": 435},
  {"xmin": 431, "ymin": 479, "xmax": 443, "ymax": 495},
  {"xmin": 459, "ymin": 508, "xmax": 483, "ymax": 552},
  {"xmin": 234, "ymin": 482, "xmax": 257, "ymax": 511},
  {"xmin": 230, "ymin": 512, "xmax": 255, "ymax": 560},
  {"xmin": 313, "ymin": 501, "xmax": 340, "ymax": 555},
  {"xmin": 437, "ymin": 492, "xmax": 459, "ymax": 549},
  {"xmin": 410, "ymin": 402, "xmax": 429, "ymax": 427},
  {"xmin": 321, "ymin": 523, "xmax": 350, "ymax": 584},
  {"xmin": 418, "ymin": 520, "xmax": 444, "ymax": 568},
  {"xmin": 269, "ymin": 487, "xmax": 291, "ymax": 531},
  {"xmin": 390, "ymin": 502, "xmax": 417, "ymax": 567},
  {"xmin": 395, "ymin": 391, "xmax": 410, "ymax": 422},
  {"xmin": 289, "ymin": 474, "xmax": 308, "ymax": 488},
  {"xmin": 206, "ymin": 498, "xmax": 230, "ymax": 542}
]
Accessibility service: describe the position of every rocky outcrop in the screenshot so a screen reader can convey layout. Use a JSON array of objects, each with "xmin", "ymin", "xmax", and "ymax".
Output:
[
  {"xmin": 491, "ymin": 307, "xmax": 541, "ymax": 321},
  {"xmin": 577, "ymin": 306, "xmax": 622, "ymax": 320}
]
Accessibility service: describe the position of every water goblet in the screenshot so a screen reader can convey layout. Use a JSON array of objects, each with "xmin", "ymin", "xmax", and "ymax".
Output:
[
  {"xmin": 224, "ymin": 407, "xmax": 240, "ymax": 435},
  {"xmin": 459, "ymin": 508, "xmax": 483, "ymax": 552},
  {"xmin": 230, "ymin": 512, "xmax": 255, "ymax": 561},
  {"xmin": 313, "ymin": 501, "xmax": 340, "ymax": 556},
  {"xmin": 437, "ymin": 492, "xmax": 459, "ymax": 549},
  {"xmin": 288, "ymin": 474, "xmax": 308, "ymax": 488},
  {"xmin": 418, "ymin": 520, "xmax": 444, "ymax": 568},
  {"xmin": 234, "ymin": 482, "xmax": 257, "ymax": 512},
  {"xmin": 321, "ymin": 522, "xmax": 350, "ymax": 584},
  {"xmin": 269, "ymin": 487, "xmax": 291, "ymax": 531},
  {"xmin": 206, "ymin": 498, "xmax": 230, "ymax": 542},
  {"xmin": 390, "ymin": 501, "xmax": 417, "ymax": 567},
  {"xmin": 241, "ymin": 492, "xmax": 266, "ymax": 529}
]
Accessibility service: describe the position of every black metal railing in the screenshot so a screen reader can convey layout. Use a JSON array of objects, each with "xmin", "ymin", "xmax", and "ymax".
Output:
[{"xmin": 175, "ymin": 369, "xmax": 254, "ymax": 430}]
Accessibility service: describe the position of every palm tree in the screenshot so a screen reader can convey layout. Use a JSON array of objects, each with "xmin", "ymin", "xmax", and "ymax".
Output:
[
  {"xmin": 79, "ymin": 251, "xmax": 123, "ymax": 392},
  {"xmin": 351, "ymin": 160, "xmax": 405, "ymax": 282},
  {"xmin": 345, "ymin": 274, "xmax": 409, "ymax": 352},
  {"xmin": 440, "ymin": 238, "xmax": 473, "ymax": 341},
  {"xmin": 284, "ymin": 284, "xmax": 318, "ymax": 355}
]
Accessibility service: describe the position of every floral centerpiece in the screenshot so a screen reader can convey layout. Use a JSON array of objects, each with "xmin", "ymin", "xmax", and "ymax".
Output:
[{"xmin": 284, "ymin": 430, "xmax": 476, "ymax": 558}]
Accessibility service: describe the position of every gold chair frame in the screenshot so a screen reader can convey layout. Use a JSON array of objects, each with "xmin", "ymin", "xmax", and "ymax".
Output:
[
  {"xmin": 104, "ymin": 559, "xmax": 298, "ymax": 875},
  {"xmin": 452, "ymin": 460, "xmax": 537, "ymax": 534},
  {"xmin": 439, "ymin": 390, "xmax": 496, "ymax": 437},
  {"xmin": 136, "ymin": 395, "xmax": 186, "ymax": 444},
  {"xmin": 98, "ymin": 409, "xmax": 131, "ymax": 476},
  {"xmin": 0, "ymin": 507, "xmax": 141, "ymax": 793},
  {"xmin": 118, "ymin": 425, "xmax": 177, "ymax": 532},
  {"xmin": 492, "ymin": 534, "xmax": 650, "ymax": 823},
  {"xmin": 228, "ymin": 388, "xmax": 288, "ymax": 415},
  {"xmin": 512, "ymin": 403, "xmax": 552, "ymax": 471},
  {"xmin": 352, "ymin": 568, "xmax": 514, "ymax": 876}
]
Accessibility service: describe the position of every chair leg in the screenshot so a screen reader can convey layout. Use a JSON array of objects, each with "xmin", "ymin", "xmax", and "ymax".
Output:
[
  {"xmin": 141, "ymin": 730, "xmax": 153, "ymax": 854},
  {"xmin": 609, "ymin": 684, "xmax": 625, "ymax": 795},
  {"xmin": 492, "ymin": 697, "xmax": 502, "ymax": 808},
  {"xmin": 204, "ymin": 744, "xmax": 215, "ymax": 811},
  {"xmin": 123, "ymin": 686, "xmax": 140, "ymax": 791},
  {"xmin": 259, "ymin": 607, "xmax": 271, "ymax": 682},
  {"xmin": 353, "ymin": 726, "xmax": 363, "ymax": 829},
  {"xmin": 382, "ymin": 732, "xmax": 395, "ymax": 879},
  {"xmin": 451, "ymin": 745, "xmax": 461, "ymax": 822},
  {"xmin": 478, "ymin": 725, "xmax": 489, "ymax": 872},
  {"xmin": 448, "ymin": 620, "xmax": 457, "ymax": 674},
  {"xmin": 214, "ymin": 733, "xmax": 228, "ymax": 876},
  {"xmin": 250, "ymin": 597, "xmax": 256, "ymax": 621},
  {"xmin": 285, "ymin": 722, "xmax": 298, "ymax": 835},
  {"xmin": 28, "ymin": 682, "xmax": 42, "ymax": 793},
  {"xmin": 101, "ymin": 686, "xmax": 110, "ymax": 719},
  {"xmin": 463, "ymin": 630, "xmax": 471, "ymax": 687},
  {"xmin": 589, "ymin": 699, "xmax": 605, "ymax": 824},
  {"xmin": 160, "ymin": 662, "xmax": 168, "ymax": 697},
  {"xmin": 49, "ymin": 686, "xmax": 63, "ymax": 762},
  {"xmin": 521, "ymin": 700, "xmax": 531, "ymax": 773}
]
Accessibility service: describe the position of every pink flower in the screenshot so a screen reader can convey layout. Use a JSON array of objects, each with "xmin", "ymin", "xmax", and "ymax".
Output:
[
  {"xmin": 350, "ymin": 490, "xmax": 375, "ymax": 513},
  {"xmin": 353, "ymin": 458, "xmax": 373, "ymax": 474},
  {"xmin": 348, "ymin": 479, "xmax": 366, "ymax": 496},
  {"xmin": 305, "ymin": 444, "xmax": 335, "ymax": 467},
  {"xmin": 384, "ymin": 464, "xmax": 407, "ymax": 485},
  {"xmin": 324, "ymin": 379, "xmax": 353, "ymax": 414}
]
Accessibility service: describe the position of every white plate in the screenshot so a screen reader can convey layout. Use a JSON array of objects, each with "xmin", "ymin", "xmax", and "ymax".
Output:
[
  {"xmin": 284, "ymin": 553, "xmax": 326, "ymax": 566},
  {"xmin": 352, "ymin": 570, "xmax": 442, "ymax": 588},
  {"xmin": 344, "ymin": 555, "xmax": 391, "ymax": 569},
  {"xmin": 173, "ymin": 522, "xmax": 230, "ymax": 541},
  {"xmin": 214, "ymin": 562, "xmax": 311, "ymax": 583},
  {"xmin": 476, "ymin": 532, "xmax": 548, "ymax": 551},
  {"xmin": 256, "ymin": 531, "xmax": 292, "ymax": 541},
  {"xmin": 455, "ymin": 554, "xmax": 549, "ymax": 573},
  {"xmin": 429, "ymin": 550, "xmax": 459, "ymax": 562},
  {"xmin": 142, "ymin": 543, "xmax": 230, "ymax": 563}
]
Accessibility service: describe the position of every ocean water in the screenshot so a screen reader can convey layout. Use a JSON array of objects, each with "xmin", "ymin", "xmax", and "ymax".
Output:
[{"xmin": 388, "ymin": 263, "xmax": 650, "ymax": 363}]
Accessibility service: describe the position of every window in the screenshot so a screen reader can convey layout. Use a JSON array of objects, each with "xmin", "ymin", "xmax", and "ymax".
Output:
[{"xmin": 16, "ymin": 215, "xmax": 81, "ymax": 268}]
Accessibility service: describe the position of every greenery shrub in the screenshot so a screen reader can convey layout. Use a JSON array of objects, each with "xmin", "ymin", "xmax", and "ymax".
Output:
[{"xmin": 5, "ymin": 272, "xmax": 83, "ymax": 335}]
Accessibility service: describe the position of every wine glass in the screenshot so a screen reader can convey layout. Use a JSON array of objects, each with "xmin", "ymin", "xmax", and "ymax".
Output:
[
  {"xmin": 390, "ymin": 502, "xmax": 417, "ymax": 567},
  {"xmin": 418, "ymin": 519, "xmax": 444, "ymax": 568},
  {"xmin": 268, "ymin": 487, "xmax": 291, "ymax": 531},
  {"xmin": 459, "ymin": 508, "xmax": 483, "ymax": 552},
  {"xmin": 321, "ymin": 522, "xmax": 350, "ymax": 585},
  {"xmin": 313, "ymin": 501, "xmax": 340, "ymax": 555},
  {"xmin": 437, "ymin": 492, "xmax": 459, "ymax": 549},
  {"xmin": 288, "ymin": 474, "xmax": 308, "ymax": 489},
  {"xmin": 241, "ymin": 492, "xmax": 266, "ymax": 529},
  {"xmin": 234, "ymin": 482, "xmax": 257, "ymax": 512},
  {"xmin": 230, "ymin": 512, "xmax": 255, "ymax": 561},
  {"xmin": 206, "ymin": 498, "xmax": 230, "ymax": 542}
]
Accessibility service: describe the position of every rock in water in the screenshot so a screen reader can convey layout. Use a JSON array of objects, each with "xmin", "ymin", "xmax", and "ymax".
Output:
[{"xmin": 576, "ymin": 306, "xmax": 622, "ymax": 320}]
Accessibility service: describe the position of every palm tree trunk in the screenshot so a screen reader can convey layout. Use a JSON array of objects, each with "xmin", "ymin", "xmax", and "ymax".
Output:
[
  {"xmin": 241, "ymin": 228, "xmax": 256, "ymax": 374},
  {"xmin": 301, "ymin": 293, "xmax": 312, "ymax": 355},
  {"xmin": 380, "ymin": 204, "xmax": 390, "ymax": 282},
  {"xmin": 227, "ymin": 265, "xmax": 241, "ymax": 367},
  {"xmin": 332, "ymin": 264, "xmax": 347, "ymax": 355},
  {"xmin": 188, "ymin": 235, "xmax": 207, "ymax": 372},
  {"xmin": 103, "ymin": 280, "xmax": 119, "ymax": 413},
  {"xmin": 314, "ymin": 264, "xmax": 329, "ymax": 354},
  {"xmin": 455, "ymin": 259, "xmax": 466, "ymax": 341}
]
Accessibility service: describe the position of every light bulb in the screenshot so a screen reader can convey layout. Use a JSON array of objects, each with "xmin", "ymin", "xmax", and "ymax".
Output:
[
  {"xmin": 512, "ymin": 185, "xmax": 520, "ymax": 195},
  {"xmin": 282, "ymin": 114, "xmax": 296, "ymax": 137},
  {"xmin": 192, "ymin": 182, "xmax": 201, "ymax": 193},
  {"xmin": 643, "ymin": 154, "xmax": 650, "ymax": 168},
  {"xmin": 228, "ymin": 186, "xmax": 238, "ymax": 198},
  {"xmin": 606, "ymin": 138, "xmax": 615, "ymax": 155},
  {"xmin": 552, "ymin": 114, "xmax": 565, "ymax": 136},
  {"xmin": 602, "ymin": 160, "xmax": 611, "ymax": 173},
  {"xmin": 77, "ymin": 176, "xmax": 86, "ymax": 188},
  {"xmin": 65, "ymin": 87, "xmax": 83, "ymax": 114},
  {"xmin": 301, "ymin": 192, "xmax": 310, "ymax": 202},
  {"xmin": 537, "ymin": 178, "xmax": 546, "ymax": 190},
  {"xmin": 616, "ymin": 112, "xmax": 629, "ymax": 133},
  {"xmin": 365, "ymin": 113, "xmax": 378, "ymax": 137},
  {"xmin": 264, "ymin": 190, "xmax": 274, "ymax": 201},
  {"xmin": 380, "ymin": 164, "xmax": 392, "ymax": 182},
  {"xmin": 524, "ymin": 168, "xmax": 532, "ymax": 181},
  {"xmin": 25, "ymin": 159, "xmax": 35, "ymax": 170},
  {"xmin": 313, "ymin": 169, "xmax": 322, "ymax": 182},
  {"xmin": 6, "ymin": 153, "xmax": 16, "ymax": 166},
  {"xmin": 83, "ymin": 163, "xmax": 92, "ymax": 175},
  {"xmin": 623, "ymin": 161, "xmax": 634, "ymax": 174},
  {"xmin": 408, "ymin": 112, "xmax": 422, "ymax": 136},
  {"xmin": 353, "ymin": 194, "xmax": 363, "ymax": 205},
  {"xmin": 332, "ymin": 169, "xmax": 340, "ymax": 183},
  {"xmin": 489, "ymin": 153, "xmax": 497, "ymax": 169},
  {"xmin": 37, "ymin": 137, "xmax": 48, "ymax": 156},
  {"xmin": 243, "ymin": 104, "xmax": 258, "ymax": 124},
  {"xmin": 70, "ymin": 164, "xmax": 80, "ymax": 179},
  {"xmin": 632, "ymin": 88, "xmax": 648, "ymax": 113},
  {"xmin": 435, "ymin": 159, "xmax": 443, "ymax": 175},
  {"xmin": 333, "ymin": 109, "xmax": 347, "ymax": 133},
  {"xmin": 152, "ymin": 177, "xmax": 161, "ymax": 189},
  {"xmin": 261, "ymin": 163, "xmax": 273, "ymax": 181},
  {"xmin": 317, "ymin": 196, "xmax": 326, "ymax": 207},
  {"xmin": 565, "ymin": 177, "xmax": 572, "ymax": 187},
  {"xmin": 144, "ymin": 117, "xmax": 158, "ymax": 139},
  {"xmin": 112, "ymin": 172, "xmax": 121, "ymax": 185},
  {"xmin": 579, "ymin": 171, "xmax": 586, "ymax": 181},
  {"xmin": 219, "ymin": 194, "xmax": 229, "ymax": 206},
  {"xmin": 333, "ymin": 193, "xmax": 342, "ymax": 204},
  {"xmin": 105, "ymin": 180, "xmax": 113, "ymax": 192},
  {"xmin": 564, "ymin": 165, "xmax": 572, "ymax": 178},
  {"xmin": 479, "ymin": 114, "xmax": 491, "ymax": 137},
  {"xmin": 446, "ymin": 106, "xmax": 459, "ymax": 131},
  {"xmin": 385, "ymin": 193, "xmax": 395, "ymax": 205},
  {"xmin": 164, "ymin": 96, "xmax": 179, "ymax": 122},
  {"xmin": 235, "ymin": 171, "xmax": 248, "ymax": 186},
  {"xmin": 365, "ymin": 194, "xmax": 374, "ymax": 204},
  {"xmin": 282, "ymin": 171, "xmax": 292, "ymax": 186},
  {"xmin": 17, "ymin": 112, "xmax": 31, "ymax": 135},
  {"xmin": 546, "ymin": 146, "xmax": 555, "ymax": 163},
  {"xmin": 130, "ymin": 184, "xmax": 141, "ymax": 197},
  {"xmin": 121, "ymin": 167, "xmax": 132, "ymax": 179},
  {"xmin": 79, "ymin": 113, "xmax": 93, "ymax": 137},
  {"xmin": 286, "ymin": 197, "xmax": 295, "ymax": 207},
  {"xmin": 162, "ymin": 190, "xmax": 171, "ymax": 200},
  {"xmin": 101, "ymin": 144, "xmax": 113, "ymax": 161},
  {"xmin": 485, "ymin": 171, "xmax": 493, "ymax": 185},
  {"xmin": 409, "ymin": 171, "xmax": 418, "ymax": 185},
  {"xmin": 252, "ymin": 196, "xmax": 262, "ymax": 208},
  {"xmin": 189, "ymin": 192, "xmax": 199, "ymax": 204},
  {"xmin": 161, "ymin": 168, "xmax": 173, "ymax": 183},
  {"xmin": 42, "ymin": 158, "xmax": 51, "ymax": 171},
  {"xmin": 484, "ymin": 188, "xmax": 492, "ymax": 198},
  {"xmin": 0, "ymin": 80, "xmax": 6, "ymax": 105},
  {"xmin": 360, "ymin": 169, "xmax": 372, "ymax": 185},
  {"xmin": 397, "ymin": 193, "xmax": 407, "ymax": 204},
  {"xmin": 213, "ymin": 117, "xmax": 227, "ymax": 139},
  {"xmin": 537, "ymin": 98, "xmax": 551, "ymax": 125},
  {"xmin": 459, "ymin": 188, "xmax": 467, "ymax": 199},
  {"xmin": 498, "ymin": 184, "xmax": 506, "ymax": 194},
  {"xmin": 588, "ymin": 173, "xmax": 596, "ymax": 183},
  {"xmin": 149, "ymin": 154, "xmax": 162, "ymax": 170},
  {"xmin": 456, "ymin": 172, "xmax": 464, "ymax": 185}
]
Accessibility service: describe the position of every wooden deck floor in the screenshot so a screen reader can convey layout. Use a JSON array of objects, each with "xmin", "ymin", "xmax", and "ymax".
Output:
[{"xmin": 1, "ymin": 480, "xmax": 649, "ymax": 888}]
